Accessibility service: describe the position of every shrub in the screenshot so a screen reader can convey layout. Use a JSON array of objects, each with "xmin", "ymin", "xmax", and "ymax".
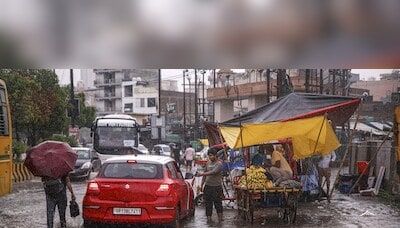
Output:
[
  {"xmin": 13, "ymin": 140, "xmax": 28, "ymax": 161},
  {"xmin": 46, "ymin": 134, "xmax": 78, "ymax": 147}
]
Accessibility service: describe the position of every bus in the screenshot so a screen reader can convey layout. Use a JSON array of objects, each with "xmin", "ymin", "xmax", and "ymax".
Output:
[
  {"xmin": 91, "ymin": 114, "xmax": 140, "ymax": 163},
  {"xmin": 0, "ymin": 79, "xmax": 12, "ymax": 196}
]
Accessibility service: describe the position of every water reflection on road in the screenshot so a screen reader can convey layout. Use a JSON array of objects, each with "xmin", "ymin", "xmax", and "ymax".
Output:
[{"xmin": 1, "ymin": 172, "xmax": 400, "ymax": 228}]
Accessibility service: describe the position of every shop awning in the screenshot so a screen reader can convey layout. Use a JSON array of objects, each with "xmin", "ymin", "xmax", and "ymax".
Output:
[{"xmin": 220, "ymin": 115, "xmax": 340, "ymax": 159}]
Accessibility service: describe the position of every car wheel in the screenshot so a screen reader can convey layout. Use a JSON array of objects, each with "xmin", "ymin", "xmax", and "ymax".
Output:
[
  {"xmin": 194, "ymin": 194, "xmax": 204, "ymax": 207},
  {"xmin": 86, "ymin": 170, "xmax": 92, "ymax": 180}
]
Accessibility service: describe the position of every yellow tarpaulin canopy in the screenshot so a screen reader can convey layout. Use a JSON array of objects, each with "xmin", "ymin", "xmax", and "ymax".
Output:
[{"xmin": 219, "ymin": 115, "xmax": 340, "ymax": 159}]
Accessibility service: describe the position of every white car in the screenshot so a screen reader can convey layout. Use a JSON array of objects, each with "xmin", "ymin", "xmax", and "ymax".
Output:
[
  {"xmin": 137, "ymin": 144, "xmax": 150, "ymax": 154},
  {"xmin": 151, "ymin": 144, "xmax": 172, "ymax": 157}
]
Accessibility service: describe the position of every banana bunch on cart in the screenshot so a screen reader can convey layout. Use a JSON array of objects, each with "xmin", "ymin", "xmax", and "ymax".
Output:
[{"xmin": 239, "ymin": 166, "xmax": 273, "ymax": 190}]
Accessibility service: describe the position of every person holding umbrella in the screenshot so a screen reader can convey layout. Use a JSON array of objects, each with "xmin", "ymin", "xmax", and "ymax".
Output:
[
  {"xmin": 24, "ymin": 141, "xmax": 78, "ymax": 228},
  {"xmin": 42, "ymin": 175, "xmax": 76, "ymax": 228}
]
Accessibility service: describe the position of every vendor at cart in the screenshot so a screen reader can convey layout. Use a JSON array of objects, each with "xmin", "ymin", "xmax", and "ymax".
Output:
[{"xmin": 264, "ymin": 144, "xmax": 293, "ymax": 184}]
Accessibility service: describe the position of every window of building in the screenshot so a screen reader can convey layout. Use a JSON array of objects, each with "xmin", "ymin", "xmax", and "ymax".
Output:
[
  {"xmin": 104, "ymin": 72, "xmax": 115, "ymax": 84},
  {"xmin": 147, "ymin": 98, "xmax": 156, "ymax": 107},
  {"xmin": 124, "ymin": 103, "xmax": 133, "ymax": 113},
  {"xmin": 140, "ymin": 98, "xmax": 145, "ymax": 107},
  {"xmin": 124, "ymin": 85, "xmax": 133, "ymax": 97}
]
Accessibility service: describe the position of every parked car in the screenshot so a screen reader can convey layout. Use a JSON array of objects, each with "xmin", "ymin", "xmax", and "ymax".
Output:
[
  {"xmin": 82, "ymin": 155, "xmax": 195, "ymax": 227},
  {"xmin": 137, "ymin": 144, "xmax": 149, "ymax": 154},
  {"xmin": 151, "ymin": 144, "xmax": 172, "ymax": 157},
  {"xmin": 70, "ymin": 147, "xmax": 101, "ymax": 180}
]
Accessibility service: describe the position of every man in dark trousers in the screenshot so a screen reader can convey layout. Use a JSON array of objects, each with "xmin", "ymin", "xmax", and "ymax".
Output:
[
  {"xmin": 42, "ymin": 175, "xmax": 75, "ymax": 228},
  {"xmin": 196, "ymin": 148, "xmax": 223, "ymax": 223}
]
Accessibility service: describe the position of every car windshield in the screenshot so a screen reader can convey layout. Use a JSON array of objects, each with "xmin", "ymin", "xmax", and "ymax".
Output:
[
  {"xmin": 138, "ymin": 145, "xmax": 146, "ymax": 150},
  {"xmin": 75, "ymin": 149, "xmax": 90, "ymax": 159},
  {"xmin": 97, "ymin": 126, "xmax": 137, "ymax": 148},
  {"xmin": 100, "ymin": 163, "xmax": 163, "ymax": 179},
  {"xmin": 162, "ymin": 146, "xmax": 171, "ymax": 152}
]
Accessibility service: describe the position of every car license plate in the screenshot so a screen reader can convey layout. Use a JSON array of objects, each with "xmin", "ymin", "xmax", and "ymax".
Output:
[{"xmin": 113, "ymin": 208, "xmax": 141, "ymax": 215}]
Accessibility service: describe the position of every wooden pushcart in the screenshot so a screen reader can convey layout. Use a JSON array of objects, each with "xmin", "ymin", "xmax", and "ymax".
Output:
[{"xmin": 234, "ymin": 185, "xmax": 301, "ymax": 224}]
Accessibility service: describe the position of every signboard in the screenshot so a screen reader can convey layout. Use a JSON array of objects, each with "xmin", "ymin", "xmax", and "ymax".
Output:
[{"xmin": 123, "ymin": 140, "xmax": 136, "ymax": 147}]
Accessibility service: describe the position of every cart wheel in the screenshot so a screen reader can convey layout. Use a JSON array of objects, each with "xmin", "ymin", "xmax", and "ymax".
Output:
[
  {"xmin": 284, "ymin": 205, "xmax": 297, "ymax": 224},
  {"xmin": 194, "ymin": 194, "xmax": 204, "ymax": 207}
]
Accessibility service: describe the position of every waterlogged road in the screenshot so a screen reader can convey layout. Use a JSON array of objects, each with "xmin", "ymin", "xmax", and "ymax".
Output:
[{"xmin": 1, "ymin": 174, "xmax": 400, "ymax": 228}]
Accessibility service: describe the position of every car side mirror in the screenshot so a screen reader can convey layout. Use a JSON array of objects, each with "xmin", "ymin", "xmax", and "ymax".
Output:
[{"xmin": 184, "ymin": 172, "xmax": 194, "ymax": 179}]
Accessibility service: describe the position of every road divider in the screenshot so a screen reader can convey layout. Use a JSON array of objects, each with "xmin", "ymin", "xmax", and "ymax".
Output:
[{"xmin": 12, "ymin": 162, "xmax": 34, "ymax": 183}]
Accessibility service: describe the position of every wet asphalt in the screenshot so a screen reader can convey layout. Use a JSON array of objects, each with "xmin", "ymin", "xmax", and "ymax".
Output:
[{"xmin": 1, "ymin": 170, "xmax": 400, "ymax": 228}]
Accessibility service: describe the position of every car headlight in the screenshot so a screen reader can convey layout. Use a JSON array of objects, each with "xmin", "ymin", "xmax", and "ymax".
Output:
[{"xmin": 81, "ymin": 162, "xmax": 91, "ymax": 169}]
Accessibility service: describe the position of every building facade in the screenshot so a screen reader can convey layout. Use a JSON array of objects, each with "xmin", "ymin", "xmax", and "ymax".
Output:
[
  {"xmin": 94, "ymin": 69, "xmax": 159, "ymax": 116},
  {"xmin": 208, "ymin": 69, "xmax": 365, "ymax": 122},
  {"xmin": 121, "ymin": 78, "xmax": 158, "ymax": 125},
  {"xmin": 351, "ymin": 70, "xmax": 400, "ymax": 102}
]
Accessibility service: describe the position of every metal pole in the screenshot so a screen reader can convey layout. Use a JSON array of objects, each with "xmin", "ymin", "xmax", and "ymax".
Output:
[
  {"xmin": 305, "ymin": 69, "xmax": 310, "ymax": 93},
  {"xmin": 70, "ymin": 69, "xmax": 75, "ymax": 127},
  {"xmin": 277, "ymin": 69, "xmax": 284, "ymax": 98},
  {"xmin": 188, "ymin": 78, "xmax": 192, "ymax": 127},
  {"xmin": 320, "ymin": 69, "xmax": 323, "ymax": 94},
  {"xmin": 202, "ymin": 71, "xmax": 205, "ymax": 121},
  {"xmin": 158, "ymin": 69, "xmax": 161, "ymax": 143},
  {"xmin": 194, "ymin": 70, "xmax": 198, "ymax": 140},
  {"xmin": 183, "ymin": 70, "xmax": 187, "ymax": 143},
  {"xmin": 158, "ymin": 69, "xmax": 161, "ymax": 116},
  {"xmin": 266, "ymin": 69, "xmax": 271, "ymax": 103},
  {"xmin": 332, "ymin": 69, "xmax": 336, "ymax": 95},
  {"xmin": 213, "ymin": 69, "xmax": 216, "ymax": 122}
]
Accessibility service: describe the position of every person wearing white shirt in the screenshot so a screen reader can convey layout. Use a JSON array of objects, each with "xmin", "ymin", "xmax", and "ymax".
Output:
[
  {"xmin": 317, "ymin": 151, "xmax": 336, "ymax": 200},
  {"xmin": 184, "ymin": 144, "xmax": 195, "ymax": 172}
]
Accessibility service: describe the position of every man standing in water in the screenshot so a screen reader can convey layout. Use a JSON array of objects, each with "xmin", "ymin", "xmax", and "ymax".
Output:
[{"xmin": 196, "ymin": 148, "xmax": 224, "ymax": 223}]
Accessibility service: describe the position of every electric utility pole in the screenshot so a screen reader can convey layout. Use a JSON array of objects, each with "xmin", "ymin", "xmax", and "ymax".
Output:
[
  {"xmin": 183, "ymin": 70, "xmax": 187, "ymax": 143},
  {"xmin": 70, "ymin": 69, "xmax": 75, "ymax": 127},
  {"xmin": 158, "ymin": 69, "xmax": 162, "ymax": 143},
  {"xmin": 194, "ymin": 69, "xmax": 198, "ymax": 140}
]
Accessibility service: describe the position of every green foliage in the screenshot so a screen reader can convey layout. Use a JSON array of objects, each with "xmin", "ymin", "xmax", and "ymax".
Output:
[
  {"xmin": 75, "ymin": 93, "xmax": 96, "ymax": 128},
  {"xmin": 12, "ymin": 140, "xmax": 28, "ymax": 161},
  {"xmin": 47, "ymin": 135, "xmax": 78, "ymax": 147},
  {"xmin": 0, "ymin": 69, "xmax": 69, "ymax": 146}
]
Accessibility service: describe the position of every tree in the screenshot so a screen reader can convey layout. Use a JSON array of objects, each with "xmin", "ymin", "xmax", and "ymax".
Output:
[
  {"xmin": 75, "ymin": 92, "xmax": 96, "ymax": 128},
  {"xmin": 0, "ymin": 70, "xmax": 69, "ymax": 146}
]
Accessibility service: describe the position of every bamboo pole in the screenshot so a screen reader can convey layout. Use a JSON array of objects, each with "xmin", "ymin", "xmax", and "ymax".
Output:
[{"xmin": 328, "ymin": 108, "xmax": 360, "ymax": 199}]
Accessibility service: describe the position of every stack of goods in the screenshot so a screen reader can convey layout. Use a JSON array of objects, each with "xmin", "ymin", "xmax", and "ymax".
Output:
[{"xmin": 239, "ymin": 166, "xmax": 274, "ymax": 189}]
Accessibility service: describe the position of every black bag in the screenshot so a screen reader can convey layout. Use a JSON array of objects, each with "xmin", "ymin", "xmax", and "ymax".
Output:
[
  {"xmin": 43, "ymin": 178, "xmax": 64, "ymax": 196},
  {"xmin": 69, "ymin": 200, "xmax": 80, "ymax": 217}
]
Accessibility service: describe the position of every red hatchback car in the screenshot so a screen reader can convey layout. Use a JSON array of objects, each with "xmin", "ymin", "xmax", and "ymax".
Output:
[{"xmin": 82, "ymin": 155, "xmax": 195, "ymax": 227}]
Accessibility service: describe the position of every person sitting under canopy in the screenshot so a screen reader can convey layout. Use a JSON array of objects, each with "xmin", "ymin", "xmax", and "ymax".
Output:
[{"xmin": 264, "ymin": 144, "xmax": 293, "ymax": 184}]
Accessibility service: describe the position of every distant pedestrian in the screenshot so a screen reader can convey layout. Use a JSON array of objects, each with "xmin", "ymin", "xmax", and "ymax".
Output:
[
  {"xmin": 184, "ymin": 144, "xmax": 195, "ymax": 172},
  {"xmin": 196, "ymin": 148, "xmax": 224, "ymax": 223},
  {"xmin": 317, "ymin": 151, "xmax": 336, "ymax": 200},
  {"xmin": 42, "ymin": 175, "xmax": 75, "ymax": 228},
  {"xmin": 173, "ymin": 143, "xmax": 182, "ymax": 168}
]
